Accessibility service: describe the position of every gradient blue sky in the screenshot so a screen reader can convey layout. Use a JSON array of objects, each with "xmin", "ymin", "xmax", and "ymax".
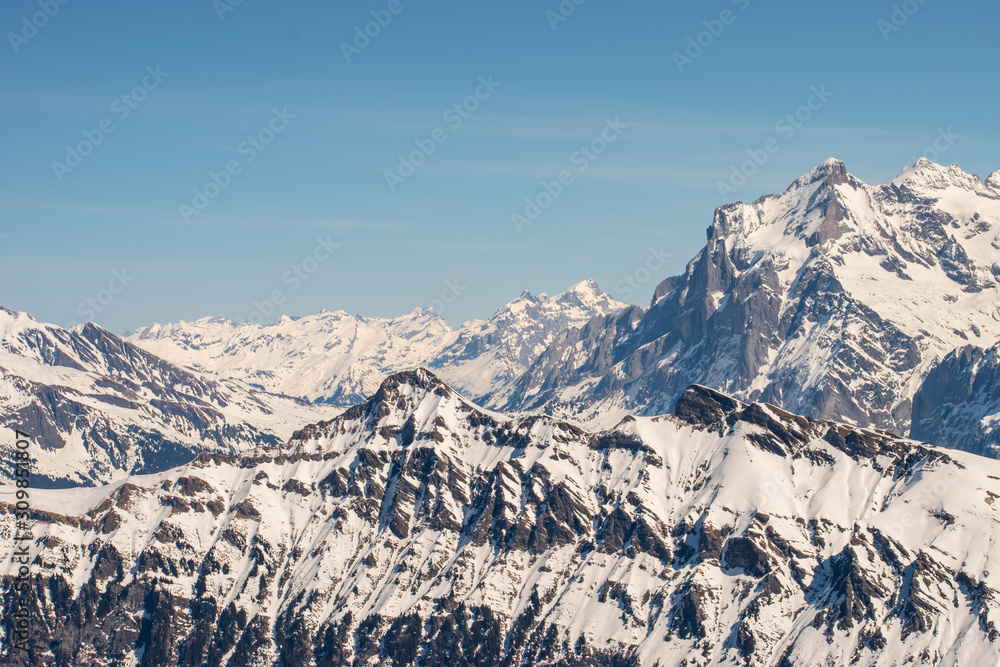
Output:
[{"xmin": 2, "ymin": 0, "xmax": 998, "ymax": 332}]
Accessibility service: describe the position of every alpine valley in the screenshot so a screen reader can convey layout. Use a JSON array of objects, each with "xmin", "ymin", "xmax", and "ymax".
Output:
[{"xmin": 3, "ymin": 159, "xmax": 1000, "ymax": 666}]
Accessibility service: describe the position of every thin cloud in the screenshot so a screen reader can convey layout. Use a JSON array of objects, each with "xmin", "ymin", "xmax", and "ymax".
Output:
[
  {"xmin": 178, "ymin": 212, "xmax": 406, "ymax": 230},
  {"xmin": 420, "ymin": 159, "xmax": 722, "ymax": 183},
  {"xmin": 299, "ymin": 219, "xmax": 404, "ymax": 230},
  {"xmin": 185, "ymin": 141, "xmax": 239, "ymax": 152},
  {"xmin": 0, "ymin": 199, "xmax": 175, "ymax": 217}
]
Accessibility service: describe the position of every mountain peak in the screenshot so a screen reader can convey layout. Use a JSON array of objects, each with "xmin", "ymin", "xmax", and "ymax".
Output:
[
  {"xmin": 892, "ymin": 158, "xmax": 988, "ymax": 193},
  {"xmin": 0, "ymin": 305, "xmax": 31, "ymax": 330},
  {"xmin": 375, "ymin": 367, "xmax": 451, "ymax": 395},
  {"xmin": 806, "ymin": 157, "xmax": 849, "ymax": 183},
  {"xmin": 296, "ymin": 367, "xmax": 476, "ymax": 446},
  {"xmin": 673, "ymin": 384, "xmax": 746, "ymax": 428},
  {"xmin": 365, "ymin": 367, "xmax": 464, "ymax": 418},
  {"xmin": 563, "ymin": 278, "xmax": 602, "ymax": 295},
  {"xmin": 897, "ymin": 156, "xmax": 951, "ymax": 179},
  {"xmin": 329, "ymin": 367, "xmax": 453, "ymax": 419},
  {"xmin": 405, "ymin": 306, "xmax": 445, "ymax": 320},
  {"xmin": 816, "ymin": 156, "xmax": 847, "ymax": 172},
  {"xmin": 778, "ymin": 158, "xmax": 853, "ymax": 199},
  {"xmin": 513, "ymin": 156, "xmax": 1000, "ymax": 438},
  {"xmin": 987, "ymin": 169, "xmax": 1000, "ymax": 191},
  {"xmin": 554, "ymin": 279, "xmax": 624, "ymax": 310}
]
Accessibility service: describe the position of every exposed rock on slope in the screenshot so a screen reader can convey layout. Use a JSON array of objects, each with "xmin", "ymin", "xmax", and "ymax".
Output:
[
  {"xmin": 911, "ymin": 342, "xmax": 1000, "ymax": 458},
  {"xmin": 2, "ymin": 370, "xmax": 997, "ymax": 665}
]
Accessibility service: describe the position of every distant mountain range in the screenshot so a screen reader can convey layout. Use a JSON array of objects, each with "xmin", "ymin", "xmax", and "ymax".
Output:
[
  {"xmin": 0, "ymin": 282, "xmax": 625, "ymax": 486},
  {"xmin": 126, "ymin": 280, "xmax": 626, "ymax": 407},
  {"xmin": 2, "ymin": 369, "xmax": 997, "ymax": 665}
]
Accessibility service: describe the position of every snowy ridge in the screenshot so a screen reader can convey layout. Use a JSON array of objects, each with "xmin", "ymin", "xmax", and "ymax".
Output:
[
  {"xmin": 0, "ymin": 307, "xmax": 340, "ymax": 486},
  {"xmin": 127, "ymin": 280, "xmax": 626, "ymax": 407},
  {"xmin": 1, "ymin": 370, "xmax": 998, "ymax": 665}
]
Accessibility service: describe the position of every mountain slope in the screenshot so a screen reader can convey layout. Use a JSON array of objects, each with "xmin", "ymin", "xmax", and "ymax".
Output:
[
  {"xmin": 911, "ymin": 341, "xmax": 1000, "ymax": 458},
  {"xmin": 2, "ymin": 369, "xmax": 997, "ymax": 666},
  {"xmin": 0, "ymin": 307, "xmax": 339, "ymax": 486},
  {"xmin": 127, "ymin": 281, "xmax": 625, "ymax": 406},
  {"xmin": 505, "ymin": 159, "xmax": 1000, "ymax": 452}
]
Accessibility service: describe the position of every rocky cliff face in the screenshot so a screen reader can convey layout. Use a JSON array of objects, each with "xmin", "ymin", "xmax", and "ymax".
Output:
[
  {"xmin": 0, "ymin": 307, "xmax": 339, "ymax": 486},
  {"xmin": 504, "ymin": 159, "xmax": 1000, "ymax": 447},
  {"xmin": 911, "ymin": 342, "xmax": 1000, "ymax": 458},
  {"xmin": 2, "ymin": 370, "xmax": 997, "ymax": 666}
]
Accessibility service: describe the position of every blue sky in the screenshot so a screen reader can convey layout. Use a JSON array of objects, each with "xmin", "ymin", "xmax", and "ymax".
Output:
[{"xmin": 1, "ymin": 0, "xmax": 997, "ymax": 332}]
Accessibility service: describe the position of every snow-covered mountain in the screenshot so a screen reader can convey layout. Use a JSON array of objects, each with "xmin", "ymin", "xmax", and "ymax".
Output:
[
  {"xmin": 126, "ymin": 280, "xmax": 625, "ymax": 407},
  {"xmin": 430, "ymin": 280, "xmax": 626, "ymax": 403},
  {"xmin": 0, "ymin": 307, "xmax": 340, "ymax": 487},
  {"xmin": 127, "ymin": 308, "xmax": 453, "ymax": 407},
  {"xmin": 504, "ymin": 159, "xmax": 1000, "ymax": 454},
  {"xmin": 2, "ymin": 369, "xmax": 998, "ymax": 666}
]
